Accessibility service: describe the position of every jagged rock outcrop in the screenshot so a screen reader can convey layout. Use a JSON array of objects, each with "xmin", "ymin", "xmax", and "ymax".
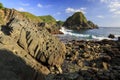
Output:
[
  {"xmin": 0, "ymin": 8, "xmax": 62, "ymax": 34},
  {"xmin": 0, "ymin": 17, "xmax": 66, "ymax": 79},
  {"xmin": 16, "ymin": 23, "xmax": 66, "ymax": 69},
  {"xmin": 63, "ymin": 12, "xmax": 98, "ymax": 30},
  {"xmin": 38, "ymin": 15, "xmax": 62, "ymax": 34}
]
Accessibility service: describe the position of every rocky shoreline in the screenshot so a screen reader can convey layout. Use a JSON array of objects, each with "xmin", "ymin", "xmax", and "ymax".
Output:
[
  {"xmin": 0, "ymin": 4, "xmax": 120, "ymax": 80},
  {"xmin": 46, "ymin": 39, "xmax": 120, "ymax": 80}
]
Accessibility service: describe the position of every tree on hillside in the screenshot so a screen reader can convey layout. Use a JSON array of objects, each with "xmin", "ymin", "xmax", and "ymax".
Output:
[{"xmin": 0, "ymin": 3, "xmax": 4, "ymax": 9}]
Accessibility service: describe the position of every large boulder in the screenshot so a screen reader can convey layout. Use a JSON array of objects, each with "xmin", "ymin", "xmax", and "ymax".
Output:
[{"xmin": 63, "ymin": 12, "xmax": 98, "ymax": 30}]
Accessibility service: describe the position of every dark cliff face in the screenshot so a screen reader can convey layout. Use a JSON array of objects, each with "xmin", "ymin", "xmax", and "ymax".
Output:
[{"xmin": 63, "ymin": 12, "xmax": 98, "ymax": 30}]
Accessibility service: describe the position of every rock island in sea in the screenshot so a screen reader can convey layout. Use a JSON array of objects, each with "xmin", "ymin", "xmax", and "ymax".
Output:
[{"xmin": 0, "ymin": 2, "xmax": 120, "ymax": 80}]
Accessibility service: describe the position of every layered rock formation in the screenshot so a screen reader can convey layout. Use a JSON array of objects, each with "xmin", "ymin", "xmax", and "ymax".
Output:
[
  {"xmin": 63, "ymin": 12, "xmax": 98, "ymax": 30},
  {"xmin": 0, "ymin": 8, "xmax": 22, "ymax": 25},
  {"xmin": 0, "ymin": 9, "xmax": 66, "ymax": 80},
  {"xmin": 0, "ymin": 8, "xmax": 62, "ymax": 34}
]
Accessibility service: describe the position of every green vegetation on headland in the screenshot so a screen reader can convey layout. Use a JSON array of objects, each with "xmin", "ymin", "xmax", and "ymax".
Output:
[
  {"xmin": 38, "ymin": 15, "xmax": 56, "ymax": 24},
  {"xmin": 20, "ymin": 12, "xmax": 43, "ymax": 22},
  {"xmin": 63, "ymin": 12, "xmax": 98, "ymax": 30},
  {"xmin": 56, "ymin": 20, "xmax": 64, "ymax": 26}
]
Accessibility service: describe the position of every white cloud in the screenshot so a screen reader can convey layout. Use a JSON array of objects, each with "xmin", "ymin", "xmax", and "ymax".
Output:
[
  {"xmin": 65, "ymin": 7, "xmax": 86, "ymax": 14},
  {"xmin": 17, "ymin": 7, "xmax": 25, "ymax": 11},
  {"xmin": 114, "ymin": 11, "xmax": 120, "ymax": 14},
  {"xmin": 97, "ymin": 15, "xmax": 104, "ymax": 18},
  {"xmin": 109, "ymin": 1, "xmax": 120, "ymax": 15},
  {"xmin": 37, "ymin": 3, "xmax": 43, "ymax": 8},
  {"xmin": 20, "ymin": 3, "xmax": 29, "ymax": 6},
  {"xmin": 100, "ymin": 0, "xmax": 120, "ymax": 15}
]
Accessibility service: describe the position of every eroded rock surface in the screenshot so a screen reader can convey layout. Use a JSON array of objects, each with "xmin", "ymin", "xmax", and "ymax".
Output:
[
  {"xmin": 0, "ymin": 17, "xmax": 66, "ymax": 80},
  {"xmin": 47, "ymin": 40, "xmax": 120, "ymax": 80}
]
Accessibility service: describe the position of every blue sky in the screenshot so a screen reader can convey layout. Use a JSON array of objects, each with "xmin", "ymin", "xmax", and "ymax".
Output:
[{"xmin": 1, "ymin": 0, "xmax": 120, "ymax": 27}]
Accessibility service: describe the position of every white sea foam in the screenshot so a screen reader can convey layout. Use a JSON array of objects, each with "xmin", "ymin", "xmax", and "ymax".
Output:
[
  {"xmin": 115, "ymin": 34, "xmax": 120, "ymax": 37},
  {"xmin": 60, "ymin": 27, "xmax": 72, "ymax": 34},
  {"xmin": 60, "ymin": 27, "xmax": 89, "ymax": 37},
  {"xmin": 92, "ymin": 35, "xmax": 111, "ymax": 40},
  {"xmin": 59, "ymin": 27, "xmax": 119, "ymax": 41}
]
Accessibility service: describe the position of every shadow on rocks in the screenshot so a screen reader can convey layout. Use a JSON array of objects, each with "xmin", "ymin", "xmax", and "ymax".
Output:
[
  {"xmin": 0, "ymin": 49, "xmax": 45, "ymax": 80},
  {"xmin": 1, "ymin": 25, "xmax": 12, "ymax": 35}
]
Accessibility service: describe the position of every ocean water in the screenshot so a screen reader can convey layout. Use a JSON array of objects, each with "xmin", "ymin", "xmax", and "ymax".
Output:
[{"xmin": 56, "ymin": 27, "xmax": 120, "ymax": 41}]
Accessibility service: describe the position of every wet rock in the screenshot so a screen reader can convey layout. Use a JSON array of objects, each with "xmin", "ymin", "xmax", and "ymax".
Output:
[
  {"xmin": 118, "ymin": 37, "xmax": 120, "ymax": 41},
  {"xmin": 108, "ymin": 34, "xmax": 115, "ymax": 39},
  {"xmin": 61, "ymin": 40, "xmax": 120, "ymax": 80}
]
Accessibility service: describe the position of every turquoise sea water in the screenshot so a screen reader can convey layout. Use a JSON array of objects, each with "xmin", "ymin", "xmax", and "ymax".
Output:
[{"xmin": 57, "ymin": 27, "xmax": 120, "ymax": 41}]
